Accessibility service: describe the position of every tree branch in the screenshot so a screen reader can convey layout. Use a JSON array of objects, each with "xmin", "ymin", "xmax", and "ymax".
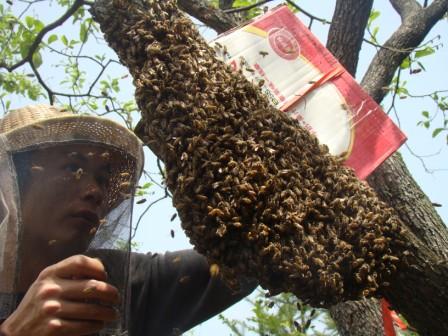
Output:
[
  {"xmin": 361, "ymin": 0, "xmax": 448, "ymax": 103},
  {"xmin": 218, "ymin": 0, "xmax": 234, "ymax": 10},
  {"xmin": 177, "ymin": 0, "xmax": 239, "ymax": 34},
  {"xmin": 0, "ymin": 0, "xmax": 86, "ymax": 72},
  {"xmin": 390, "ymin": 0, "xmax": 422, "ymax": 20}
]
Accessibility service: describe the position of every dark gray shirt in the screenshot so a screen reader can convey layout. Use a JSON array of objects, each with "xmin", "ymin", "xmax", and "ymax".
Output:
[{"xmin": 92, "ymin": 249, "xmax": 256, "ymax": 336}]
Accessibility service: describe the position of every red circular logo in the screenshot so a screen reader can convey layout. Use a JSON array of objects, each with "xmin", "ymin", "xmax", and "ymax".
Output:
[{"xmin": 268, "ymin": 27, "xmax": 300, "ymax": 61}]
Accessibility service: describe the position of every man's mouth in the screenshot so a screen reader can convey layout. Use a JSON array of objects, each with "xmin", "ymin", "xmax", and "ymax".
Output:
[{"xmin": 72, "ymin": 210, "xmax": 100, "ymax": 227}]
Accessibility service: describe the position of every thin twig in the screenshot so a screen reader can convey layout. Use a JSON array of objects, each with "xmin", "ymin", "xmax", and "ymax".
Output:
[
  {"xmin": 223, "ymin": 0, "xmax": 274, "ymax": 14},
  {"xmin": 408, "ymin": 89, "xmax": 448, "ymax": 98},
  {"xmin": 132, "ymin": 195, "xmax": 168, "ymax": 239},
  {"xmin": 285, "ymin": 0, "xmax": 330, "ymax": 24},
  {"xmin": 386, "ymin": 67, "xmax": 402, "ymax": 116},
  {"xmin": 363, "ymin": 35, "xmax": 440, "ymax": 54}
]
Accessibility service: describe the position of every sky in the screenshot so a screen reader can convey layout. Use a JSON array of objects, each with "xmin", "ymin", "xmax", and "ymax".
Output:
[{"xmin": 3, "ymin": 1, "xmax": 448, "ymax": 335}]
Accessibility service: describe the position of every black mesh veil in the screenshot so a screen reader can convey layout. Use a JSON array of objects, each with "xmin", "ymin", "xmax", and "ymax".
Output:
[{"xmin": 0, "ymin": 105, "xmax": 144, "ymax": 336}]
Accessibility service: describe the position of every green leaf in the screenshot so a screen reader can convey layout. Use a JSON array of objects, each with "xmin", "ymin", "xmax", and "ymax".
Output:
[
  {"xmin": 80, "ymin": 22, "xmax": 88, "ymax": 43},
  {"xmin": 432, "ymin": 128, "xmax": 444, "ymax": 138},
  {"xmin": 368, "ymin": 9, "xmax": 380, "ymax": 26},
  {"xmin": 141, "ymin": 182, "xmax": 153, "ymax": 189},
  {"xmin": 32, "ymin": 51, "xmax": 42, "ymax": 68},
  {"xmin": 47, "ymin": 34, "xmax": 58, "ymax": 44},
  {"xmin": 33, "ymin": 19, "xmax": 44, "ymax": 32},
  {"xmin": 423, "ymin": 121, "xmax": 430, "ymax": 129},
  {"xmin": 415, "ymin": 46, "xmax": 435, "ymax": 58},
  {"xmin": 400, "ymin": 57, "xmax": 411, "ymax": 69},
  {"xmin": 61, "ymin": 35, "xmax": 68, "ymax": 46},
  {"xmin": 111, "ymin": 78, "xmax": 120, "ymax": 92},
  {"xmin": 422, "ymin": 110, "xmax": 430, "ymax": 118},
  {"xmin": 25, "ymin": 16, "xmax": 34, "ymax": 28}
]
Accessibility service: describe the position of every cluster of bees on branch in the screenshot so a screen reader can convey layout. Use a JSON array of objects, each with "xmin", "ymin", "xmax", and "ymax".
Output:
[{"xmin": 97, "ymin": 0, "xmax": 408, "ymax": 307}]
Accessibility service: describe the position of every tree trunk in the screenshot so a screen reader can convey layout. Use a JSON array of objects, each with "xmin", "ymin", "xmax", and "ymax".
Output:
[
  {"xmin": 325, "ymin": 2, "xmax": 386, "ymax": 335},
  {"xmin": 329, "ymin": 299, "xmax": 383, "ymax": 336},
  {"xmin": 326, "ymin": 0, "xmax": 374, "ymax": 76},
  {"xmin": 325, "ymin": 1, "xmax": 448, "ymax": 335}
]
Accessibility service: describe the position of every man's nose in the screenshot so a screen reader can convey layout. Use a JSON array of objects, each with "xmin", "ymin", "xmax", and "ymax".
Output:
[{"xmin": 81, "ymin": 178, "xmax": 104, "ymax": 207}]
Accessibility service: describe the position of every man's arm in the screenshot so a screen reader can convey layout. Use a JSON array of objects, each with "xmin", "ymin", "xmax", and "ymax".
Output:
[{"xmin": 129, "ymin": 249, "xmax": 256, "ymax": 336}]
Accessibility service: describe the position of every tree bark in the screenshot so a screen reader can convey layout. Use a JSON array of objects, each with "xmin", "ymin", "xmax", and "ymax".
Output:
[
  {"xmin": 329, "ymin": 299, "xmax": 383, "ymax": 336},
  {"xmin": 325, "ymin": 1, "xmax": 448, "ymax": 335},
  {"xmin": 177, "ymin": 0, "xmax": 239, "ymax": 33},
  {"xmin": 326, "ymin": 0, "xmax": 374, "ymax": 76}
]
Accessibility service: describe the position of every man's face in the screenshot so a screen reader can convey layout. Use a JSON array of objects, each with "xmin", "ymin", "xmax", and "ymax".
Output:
[{"xmin": 19, "ymin": 144, "xmax": 117, "ymax": 256}]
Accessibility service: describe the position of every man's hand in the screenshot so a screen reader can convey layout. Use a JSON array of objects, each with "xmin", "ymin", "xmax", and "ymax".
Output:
[{"xmin": 0, "ymin": 255, "xmax": 119, "ymax": 336}]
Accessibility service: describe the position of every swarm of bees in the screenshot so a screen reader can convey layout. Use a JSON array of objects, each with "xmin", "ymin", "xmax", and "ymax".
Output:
[{"xmin": 94, "ymin": 0, "xmax": 408, "ymax": 307}]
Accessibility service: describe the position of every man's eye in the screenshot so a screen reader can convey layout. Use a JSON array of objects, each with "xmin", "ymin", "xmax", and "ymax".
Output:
[{"xmin": 64, "ymin": 163, "xmax": 81, "ymax": 173}]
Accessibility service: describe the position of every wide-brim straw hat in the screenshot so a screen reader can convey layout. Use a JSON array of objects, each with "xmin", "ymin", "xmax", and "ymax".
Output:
[{"xmin": 0, "ymin": 104, "xmax": 144, "ymax": 210}]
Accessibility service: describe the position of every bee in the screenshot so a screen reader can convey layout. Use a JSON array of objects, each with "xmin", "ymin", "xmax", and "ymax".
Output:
[
  {"xmin": 312, "ymin": 257, "xmax": 325, "ymax": 268},
  {"xmin": 209, "ymin": 263, "xmax": 220, "ymax": 277},
  {"xmin": 31, "ymin": 165, "xmax": 44, "ymax": 172},
  {"xmin": 170, "ymin": 229, "xmax": 175, "ymax": 238},
  {"xmin": 195, "ymin": 194, "xmax": 208, "ymax": 201},
  {"xmin": 352, "ymin": 258, "xmax": 365, "ymax": 269},
  {"xmin": 170, "ymin": 213, "xmax": 177, "ymax": 221},
  {"xmin": 208, "ymin": 208, "xmax": 225, "ymax": 217},
  {"xmin": 74, "ymin": 168, "xmax": 83, "ymax": 180},
  {"xmin": 136, "ymin": 198, "xmax": 147, "ymax": 204},
  {"xmin": 99, "ymin": 218, "xmax": 107, "ymax": 226},
  {"xmin": 180, "ymin": 152, "xmax": 189, "ymax": 161},
  {"xmin": 120, "ymin": 172, "xmax": 131, "ymax": 179},
  {"xmin": 259, "ymin": 51, "xmax": 269, "ymax": 57},
  {"xmin": 101, "ymin": 152, "xmax": 110, "ymax": 160},
  {"xmin": 89, "ymin": 227, "xmax": 97, "ymax": 235},
  {"xmin": 241, "ymin": 197, "xmax": 252, "ymax": 205}
]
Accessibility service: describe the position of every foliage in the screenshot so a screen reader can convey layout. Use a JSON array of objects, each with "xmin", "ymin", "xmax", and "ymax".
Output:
[
  {"xmin": 416, "ymin": 92, "xmax": 448, "ymax": 144},
  {"xmin": 367, "ymin": 8, "xmax": 446, "ymax": 146},
  {"xmin": 219, "ymin": 291, "xmax": 339, "ymax": 336},
  {"xmin": 0, "ymin": 0, "xmax": 138, "ymax": 129}
]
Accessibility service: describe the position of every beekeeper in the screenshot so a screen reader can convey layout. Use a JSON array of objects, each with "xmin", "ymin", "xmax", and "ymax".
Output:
[{"xmin": 0, "ymin": 104, "xmax": 254, "ymax": 336}]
